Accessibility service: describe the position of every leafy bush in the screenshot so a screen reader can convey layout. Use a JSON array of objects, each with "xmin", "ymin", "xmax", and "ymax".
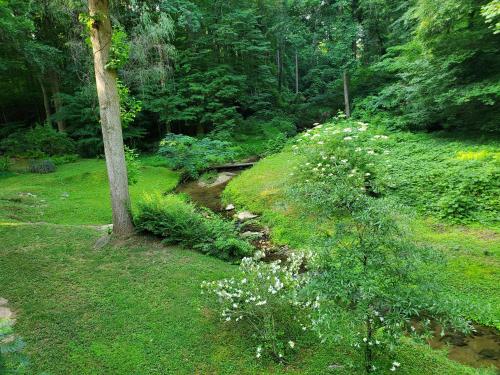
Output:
[
  {"xmin": 288, "ymin": 123, "xmax": 472, "ymax": 371},
  {"xmin": 124, "ymin": 146, "xmax": 140, "ymax": 185},
  {"xmin": 50, "ymin": 154, "xmax": 79, "ymax": 166},
  {"xmin": 158, "ymin": 134, "xmax": 238, "ymax": 179},
  {"xmin": 0, "ymin": 157, "xmax": 11, "ymax": 172},
  {"xmin": 262, "ymin": 133, "xmax": 288, "ymax": 157},
  {"xmin": 134, "ymin": 194, "xmax": 253, "ymax": 260},
  {"xmin": 202, "ymin": 252, "xmax": 315, "ymax": 361},
  {"xmin": 28, "ymin": 159, "xmax": 56, "ymax": 174},
  {"xmin": 0, "ymin": 124, "xmax": 75, "ymax": 158}
]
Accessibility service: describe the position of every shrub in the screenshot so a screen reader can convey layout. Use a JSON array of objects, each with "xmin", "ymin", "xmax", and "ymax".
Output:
[
  {"xmin": 287, "ymin": 120, "xmax": 472, "ymax": 372},
  {"xmin": 266, "ymin": 117, "xmax": 297, "ymax": 137},
  {"xmin": 202, "ymin": 252, "xmax": 315, "ymax": 361},
  {"xmin": 262, "ymin": 133, "xmax": 288, "ymax": 157},
  {"xmin": 124, "ymin": 146, "xmax": 140, "ymax": 185},
  {"xmin": 28, "ymin": 159, "xmax": 56, "ymax": 174},
  {"xmin": 0, "ymin": 124, "xmax": 75, "ymax": 158},
  {"xmin": 50, "ymin": 154, "xmax": 79, "ymax": 166},
  {"xmin": 0, "ymin": 157, "xmax": 11, "ymax": 172},
  {"xmin": 158, "ymin": 134, "xmax": 238, "ymax": 179},
  {"xmin": 134, "ymin": 194, "xmax": 253, "ymax": 260}
]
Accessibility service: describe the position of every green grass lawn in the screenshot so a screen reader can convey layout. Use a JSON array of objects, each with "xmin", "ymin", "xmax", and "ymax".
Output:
[
  {"xmin": 0, "ymin": 158, "xmax": 496, "ymax": 374},
  {"xmin": 0, "ymin": 159, "xmax": 179, "ymax": 225}
]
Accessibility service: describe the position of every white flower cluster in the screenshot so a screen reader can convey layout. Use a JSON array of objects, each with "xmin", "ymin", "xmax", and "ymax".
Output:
[{"xmin": 202, "ymin": 252, "xmax": 316, "ymax": 360}]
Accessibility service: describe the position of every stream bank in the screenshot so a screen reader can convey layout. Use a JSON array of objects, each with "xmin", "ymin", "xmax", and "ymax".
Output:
[{"xmin": 175, "ymin": 169, "xmax": 500, "ymax": 372}]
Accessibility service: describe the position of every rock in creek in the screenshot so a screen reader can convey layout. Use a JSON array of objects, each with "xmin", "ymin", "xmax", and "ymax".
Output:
[{"xmin": 236, "ymin": 211, "xmax": 258, "ymax": 221}]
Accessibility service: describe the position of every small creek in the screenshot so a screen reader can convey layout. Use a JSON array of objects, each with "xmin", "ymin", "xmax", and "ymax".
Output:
[{"xmin": 175, "ymin": 170, "xmax": 500, "ymax": 372}]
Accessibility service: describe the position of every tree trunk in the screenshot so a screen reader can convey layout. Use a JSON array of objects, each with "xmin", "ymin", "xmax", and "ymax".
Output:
[
  {"xmin": 49, "ymin": 73, "xmax": 66, "ymax": 132},
  {"xmin": 88, "ymin": 0, "xmax": 134, "ymax": 237},
  {"xmin": 276, "ymin": 48, "xmax": 281, "ymax": 92},
  {"xmin": 295, "ymin": 50, "xmax": 299, "ymax": 95},
  {"xmin": 343, "ymin": 70, "xmax": 351, "ymax": 118},
  {"xmin": 196, "ymin": 123, "xmax": 204, "ymax": 136},
  {"xmin": 38, "ymin": 76, "xmax": 52, "ymax": 127}
]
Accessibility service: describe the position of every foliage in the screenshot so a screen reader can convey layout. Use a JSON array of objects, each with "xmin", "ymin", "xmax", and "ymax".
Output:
[
  {"xmin": 305, "ymin": 198, "xmax": 471, "ymax": 373},
  {"xmin": 202, "ymin": 252, "xmax": 315, "ymax": 362},
  {"xmin": 117, "ymin": 80, "xmax": 142, "ymax": 128},
  {"xmin": 224, "ymin": 122, "xmax": 500, "ymax": 329},
  {"xmin": 481, "ymin": 0, "xmax": 500, "ymax": 34},
  {"xmin": 225, "ymin": 118, "xmax": 475, "ymax": 372},
  {"xmin": 0, "ymin": 318, "xmax": 28, "ymax": 374},
  {"xmin": 360, "ymin": 0, "xmax": 500, "ymax": 132},
  {"xmin": 57, "ymin": 82, "xmax": 144, "ymax": 157},
  {"xmin": 28, "ymin": 159, "xmax": 56, "ymax": 174},
  {"xmin": 50, "ymin": 154, "xmax": 79, "ymax": 166},
  {"xmin": 105, "ymin": 26, "xmax": 130, "ymax": 71},
  {"xmin": 0, "ymin": 156, "xmax": 11, "ymax": 172},
  {"xmin": 134, "ymin": 193, "xmax": 254, "ymax": 260},
  {"xmin": 262, "ymin": 133, "xmax": 288, "ymax": 157},
  {"xmin": 158, "ymin": 134, "xmax": 237, "ymax": 179},
  {"xmin": 124, "ymin": 146, "xmax": 140, "ymax": 185},
  {"xmin": 0, "ymin": 124, "xmax": 75, "ymax": 158},
  {"xmin": 289, "ymin": 118, "xmax": 500, "ymax": 224}
]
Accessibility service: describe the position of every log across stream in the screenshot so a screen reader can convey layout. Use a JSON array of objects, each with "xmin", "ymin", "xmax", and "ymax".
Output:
[{"xmin": 175, "ymin": 170, "xmax": 500, "ymax": 371}]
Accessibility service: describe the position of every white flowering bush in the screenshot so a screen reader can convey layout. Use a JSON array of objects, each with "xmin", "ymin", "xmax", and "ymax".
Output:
[
  {"xmin": 288, "ymin": 116, "xmax": 393, "ymax": 216},
  {"xmin": 202, "ymin": 251, "xmax": 317, "ymax": 361},
  {"xmin": 286, "ymin": 116, "xmax": 472, "ymax": 373}
]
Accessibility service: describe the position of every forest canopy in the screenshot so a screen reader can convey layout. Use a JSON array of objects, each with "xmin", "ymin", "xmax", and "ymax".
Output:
[{"xmin": 1, "ymin": 0, "xmax": 498, "ymax": 158}]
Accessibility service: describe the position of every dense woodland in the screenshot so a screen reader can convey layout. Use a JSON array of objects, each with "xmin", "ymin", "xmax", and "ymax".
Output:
[
  {"xmin": 0, "ymin": 1, "xmax": 499, "ymax": 374},
  {"xmin": 1, "ymin": 0, "xmax": 499, "ymax": 159}
]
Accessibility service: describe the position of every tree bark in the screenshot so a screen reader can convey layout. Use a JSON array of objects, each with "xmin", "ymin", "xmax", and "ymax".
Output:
[
  {"xmin": 49, "ymin": 73, "xmax": 66, "ymax": 132},
  {"xmin": 88, "ymin": 0, "xmax": 134, "ymax": 237},
  {"xmin": 343, "ymin": 70, "xmax": 351, "ymax": 118},
  {"xmin": 38, "ymin": 76, "xmax": 52, "ymax": 127},
  {"xmin": 295, "ymin": 50, "xmax": 299, "ymax": 95}
]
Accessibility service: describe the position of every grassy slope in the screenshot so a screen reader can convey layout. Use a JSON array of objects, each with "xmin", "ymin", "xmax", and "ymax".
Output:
[
  {"xmin": 0, "ymin": 159, "xmax": 487, "ymax": 374},
  {"xmin": 0, "ymin": 159, "xmax": 179, "ymax": 225},
  {"xmin": 224, "ymin": 134, "xmax": 500, "ymax": 329}
]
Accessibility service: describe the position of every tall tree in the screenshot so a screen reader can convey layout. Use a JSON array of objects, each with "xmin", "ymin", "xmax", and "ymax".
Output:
[{"xmin": 87, "ymin": 0, "xmax": 134, "ymax": 236}]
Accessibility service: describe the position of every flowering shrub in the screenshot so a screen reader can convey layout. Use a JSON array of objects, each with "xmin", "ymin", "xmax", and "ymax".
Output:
[
  {"xmin": 288, "ymin": 116, "xmax": 391, "ymax": 215},
  {"xmin": 286, "ymin": 116, "xmax": 471, "ymax": 372},
  {"xmin": 202, "ymin": 252, "xmax": 317, "ymax": 361}
]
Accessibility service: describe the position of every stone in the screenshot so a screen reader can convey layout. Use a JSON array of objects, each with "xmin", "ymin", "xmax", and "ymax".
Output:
[
  {"xmin": 225, "ymin": 204, "xmax": 235, "ymax": 211},
  {"xmin": 236, "ymin": 211, "xmax": 258, "ymax": 221},
  {"xmin": 198, "ymin": 172, "xmax": 236, "ymax": 188},
  {"xmin": 94, "ymin": 235, "xmax": 111, "ymax": 250},
  {"xmin": 479, "ymin": 349, "xmax": 499, "ymax": 360},
  {"xmin": 240, "ymin": 231, "xmax": 264, "ymax": 239},
  {"xmin": 0, "ymin": 298, "xmax": 8, "ymax": 306},
  {"xmin": 0, "ymin": 307, "xmax": 13, "ymax": 319}
]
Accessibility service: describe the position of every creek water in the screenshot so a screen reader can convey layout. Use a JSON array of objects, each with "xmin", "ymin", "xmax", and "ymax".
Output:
[{"xmin": 175, "ymin": 170, "xmax": 500, "ymax": 372}]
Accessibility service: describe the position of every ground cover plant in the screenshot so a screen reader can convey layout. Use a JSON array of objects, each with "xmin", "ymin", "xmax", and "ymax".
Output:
[
  {"xmin": 224, "ymin": 118, "xmax": 500, "ymax": 332},
  {"xmin": 134, "ymin": 193, "xmax": 254, "ymax": 260}
]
